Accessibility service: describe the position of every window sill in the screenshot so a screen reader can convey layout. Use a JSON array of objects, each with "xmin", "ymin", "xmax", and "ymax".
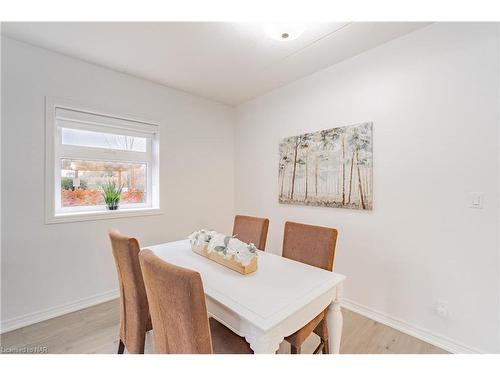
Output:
[{"xmin": 46, "ymin": 207, "xmax": 163, "ymax": 224}]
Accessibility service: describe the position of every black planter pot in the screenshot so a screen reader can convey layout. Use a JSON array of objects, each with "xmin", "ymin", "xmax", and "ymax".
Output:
[{"xmin": 107, "ymin": 205, "xmax": 119, "ymax": 210}]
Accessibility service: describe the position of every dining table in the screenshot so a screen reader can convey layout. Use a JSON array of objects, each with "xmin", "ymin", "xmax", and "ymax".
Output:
[{"xmin": 148, "ymin": 239, "xmax": 346, "ymax": 354}]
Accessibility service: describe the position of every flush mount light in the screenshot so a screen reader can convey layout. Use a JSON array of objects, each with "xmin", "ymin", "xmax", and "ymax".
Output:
[{"xmin": 264, "ymin": 23, "xmax": 306, "ymax": 41}]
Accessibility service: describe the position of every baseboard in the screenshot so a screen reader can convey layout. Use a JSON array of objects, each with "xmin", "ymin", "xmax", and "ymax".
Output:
[
  {"xmin": 0, "ymin": 289, "xmax": 119, "ymax": 334},
  {"xmin": 341, "ymin": 298, "xmax": 485, "ymax": 354}
]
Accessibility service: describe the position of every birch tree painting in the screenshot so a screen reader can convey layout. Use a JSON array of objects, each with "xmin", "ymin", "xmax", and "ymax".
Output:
[{"xmin": 279, "ymin": 122, "xmax": 373, "ymax": 210}]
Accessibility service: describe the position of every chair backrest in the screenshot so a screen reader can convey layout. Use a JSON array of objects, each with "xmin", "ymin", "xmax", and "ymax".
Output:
[
  {"xmin": 232, "ymin": 215, "xmax": 270, "ymax": 250},
  {"xmin": 282, "ymin": 222, "xmax": 338, "ymax": 271},
  {"xmin": 139, "ymin": 249, "xmax": 213, "ymax": 354},
  {"xmin": 108, "ymin": 230, "xmax": 150, "ymax": 353}
]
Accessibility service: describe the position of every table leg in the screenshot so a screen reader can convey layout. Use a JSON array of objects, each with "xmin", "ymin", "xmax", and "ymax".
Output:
[{"xmin": 326, "ymin": 283, "xmax": 343, "ymax": 354}]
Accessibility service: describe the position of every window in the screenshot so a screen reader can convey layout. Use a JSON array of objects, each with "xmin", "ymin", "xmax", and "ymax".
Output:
[{"xmin": 46, "ymin": 99, "xmax": 160, "ymax": 223}]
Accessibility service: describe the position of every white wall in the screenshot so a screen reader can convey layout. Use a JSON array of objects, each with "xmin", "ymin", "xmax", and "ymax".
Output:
[
  {"xmin": 235, "ymin": 23, "xmax": 500, "ymax": 353},
  {"xmin": 1, "ymin": 37, "xmax": 235, "ymax": 330}
]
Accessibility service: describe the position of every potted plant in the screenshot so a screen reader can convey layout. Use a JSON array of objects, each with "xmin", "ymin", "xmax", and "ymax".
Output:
[{"xmin": 100, "ymin": 181, "xmax": 123, "ymax": 210}]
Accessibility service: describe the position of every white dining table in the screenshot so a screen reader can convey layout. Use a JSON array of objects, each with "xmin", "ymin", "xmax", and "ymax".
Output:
[{"xmin": 148, "ymin": 239, "xmax": 346, "ymax": 354}]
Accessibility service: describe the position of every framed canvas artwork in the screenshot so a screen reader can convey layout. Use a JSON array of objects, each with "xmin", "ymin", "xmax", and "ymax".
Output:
[{"xmin": 279, "ymin": 122, "xmax": 373, "ymax": 210}]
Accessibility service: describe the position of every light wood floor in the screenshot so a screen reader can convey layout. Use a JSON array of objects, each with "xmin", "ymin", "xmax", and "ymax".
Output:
[{"xmin": 0, "ymin": 299, "xmax": 447, "ymax": 354}]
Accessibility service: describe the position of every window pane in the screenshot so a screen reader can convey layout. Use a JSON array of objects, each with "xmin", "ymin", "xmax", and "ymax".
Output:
[
  {"xmin": 61, "ymin": 127, "xmax": 147, "ymax": 152},
  {"xmin": 60, "ymin": 159, "xmax": 147, "ymax": 207}
]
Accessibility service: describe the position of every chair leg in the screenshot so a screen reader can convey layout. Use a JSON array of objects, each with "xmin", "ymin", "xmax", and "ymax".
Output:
[
  {"xmin": 322, "ymin": 338, "xmax": 330, "ymax": 354},
  {"xmin": 290, "ymin": 345, "xmax": 301, "ymax": 354},
  {"xmin": 313, "ymin": 341, "xmax": 323, "ymax": 354},
  {"xmin": 319, "ymin": 314, "xmax": 330, "ymax": 354},
  {"xmin": 117, "ymin": 339, "xmax": 125, "ymax": 354}
]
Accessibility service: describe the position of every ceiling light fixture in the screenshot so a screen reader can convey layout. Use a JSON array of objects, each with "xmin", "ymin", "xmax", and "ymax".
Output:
[{"xmin": 264, "ymin": 23, "xmax": 306, "ymax": 42}]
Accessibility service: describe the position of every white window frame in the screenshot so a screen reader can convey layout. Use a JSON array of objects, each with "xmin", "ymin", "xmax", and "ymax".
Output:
[{"xmin": 45, "ymin": 97, "xmax": 161, "ymax": 224}]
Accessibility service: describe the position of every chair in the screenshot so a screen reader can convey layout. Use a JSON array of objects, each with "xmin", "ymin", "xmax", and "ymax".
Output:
[
  {"xmin": 282, "ymin": 221, "xmax": 338, "ymax": 354},
  {"xmin": 232, "ymin": 215, "xmax": 269, "ymax": 250},
  {"xmin": 108, "ymin": 230, "xmax": 152, "ymax": 354},
  {"xmin": 138, "ymin": 249, "xmax": 253, "ymax": 354}
]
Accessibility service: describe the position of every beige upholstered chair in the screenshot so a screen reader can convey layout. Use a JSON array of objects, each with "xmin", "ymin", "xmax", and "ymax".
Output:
[
  {"xmin": 138, "ymin": 249, "xmax": 253, "ymax": 354},
  {"xmin": 108, "ymin": 230, "xmax": 152, "ymax": 354},
  {"xmin": 232, "ymin": 215, "xmax": 269, "ymax": 250},
  {"xmin": 282, "ymin": 221, "xmax": 338, "ymax": 354}
]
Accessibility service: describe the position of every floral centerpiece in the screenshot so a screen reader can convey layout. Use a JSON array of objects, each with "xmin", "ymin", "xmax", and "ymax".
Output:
[
  {"xmin": 188, "ymin": 229, "xmax": 258, "ymax": 273},
  {"xmin": 188, "ymin": 229, "xmax": 217, "ymax": 248}
]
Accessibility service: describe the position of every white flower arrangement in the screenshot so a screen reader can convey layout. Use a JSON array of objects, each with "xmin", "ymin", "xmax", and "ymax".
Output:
[
  {"xmin": 188, "ymin": 229, "xmax": 258, "ymax": 266},
  {"xmin": 188, "ymin": 229, "xmax": 217, "ymax": 247}
]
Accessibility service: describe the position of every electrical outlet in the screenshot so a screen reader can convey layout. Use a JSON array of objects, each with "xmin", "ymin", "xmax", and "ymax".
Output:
[{"xmin": 435, "ymin": 300, "xmax": 449, "ymax": 318}]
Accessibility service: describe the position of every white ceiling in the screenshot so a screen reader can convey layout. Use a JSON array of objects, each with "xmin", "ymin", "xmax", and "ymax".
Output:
[{"xmin": 2, "ymin": 22, "xmax": 428, "ymax": 105}]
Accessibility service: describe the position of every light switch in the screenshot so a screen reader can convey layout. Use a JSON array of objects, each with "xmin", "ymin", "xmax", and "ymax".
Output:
[{"xmin": 469, "ymin": 192, "xmax": 483, "ymax": 209}]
